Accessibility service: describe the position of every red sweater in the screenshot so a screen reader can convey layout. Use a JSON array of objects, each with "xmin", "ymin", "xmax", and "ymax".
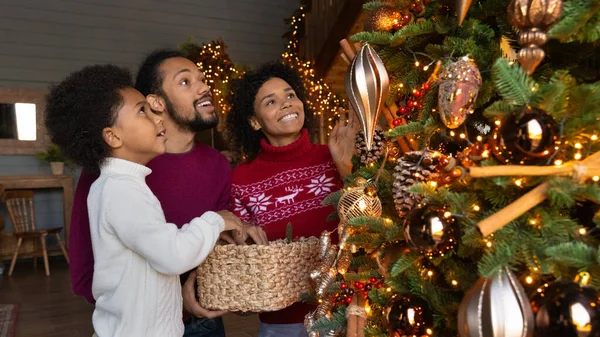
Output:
[
  {"xmin": 231, "ymin": 129, "xmax": 343, "ymax": 324},
  {"xmin": 69, "ymin": 143, "xmax": 231, "ymax": 305}
]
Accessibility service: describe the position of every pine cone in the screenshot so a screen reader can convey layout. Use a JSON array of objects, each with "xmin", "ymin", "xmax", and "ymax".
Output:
[
  {"xmin": 392, "ymin": 151, "xmax": 439, "ymax": 218},
  {"xmin": 355, "ymin": 127, "xmax": 386, "ymax": 165}
]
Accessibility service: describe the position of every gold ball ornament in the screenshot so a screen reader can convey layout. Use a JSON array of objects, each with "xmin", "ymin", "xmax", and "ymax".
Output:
[
  {"xmin": 364, "ymin": 6, "xmax": 403, "ymax": 33},
  {"xmin": 337, "ymin": 187, "xmax": 383, "ymax": 223},
  {"xmin": 507, "ymin": 0, "xmax": 563, "ymax": 75}
]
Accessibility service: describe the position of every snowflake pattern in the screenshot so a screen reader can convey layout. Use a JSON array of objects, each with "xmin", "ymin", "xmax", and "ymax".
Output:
[
  {"xmin": 306, "ymin": 174, "xmax": 336, "ymax": 196},
  {"xmin": 233, "ymin": 198, "xmax": 248, "ymax": 217},
  {"xmin": 247, "ymin": 193, "xmax": 273, "ymax": 213}
]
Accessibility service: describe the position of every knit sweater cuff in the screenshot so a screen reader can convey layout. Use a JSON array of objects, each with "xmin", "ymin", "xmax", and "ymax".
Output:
[{"xmin": 200, "ymin": 211, "xmax": 225, "ymax": 232}]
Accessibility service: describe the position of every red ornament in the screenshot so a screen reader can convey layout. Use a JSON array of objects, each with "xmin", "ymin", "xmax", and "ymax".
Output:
[
  {"xmin": 403, "ymin": 13, "xmax": 412, "ymax": 24},
  {"xmin": 357, "ymin": 282, "xmax": 365, "ymax": 289},
  {"xmin": 340, "ymin": 283, "xmax": 347, "ymax": 290},
  {"xmin": 392, "ymin": 119, "xmax": 403, "ymax": 126},
  {"xmin": 369, "ymin": 277, "xmax": 377, "ymax": 284},
  {"xmin": 423, "ymin": 83, "xmax": 431, "ymax": 91},
  {"xmin": 399, "ymin": 106, "xmax": 408, "ymax": 114},
  {"xmin": 345, "ymin": 297, "xmax": 353, "ymax": 304},
  {"xmin": 407, "ymin": 100, "xmax": 415, "ymax": 107}
]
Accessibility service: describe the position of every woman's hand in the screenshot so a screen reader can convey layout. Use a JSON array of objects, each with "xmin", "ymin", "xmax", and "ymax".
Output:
[{"xmin": 329, "ymin": 107, "xmax": 359, "ymax": 178}]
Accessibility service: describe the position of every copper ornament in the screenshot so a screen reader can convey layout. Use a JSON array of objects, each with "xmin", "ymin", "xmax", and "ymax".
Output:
[
  {"xmin": 438, "ymin": 57, "xmax": 482, "ymax": 129},
  {"xmin": 345, "ymin": 44, "xmax": 389, "ymax": 151},
  {"xmin": 507, "ymin": 0, "xmax": 563, "ymax": 75},
  {"xmin": 457, "ymin": 0, "xmax": 474, "ymax": 26}
]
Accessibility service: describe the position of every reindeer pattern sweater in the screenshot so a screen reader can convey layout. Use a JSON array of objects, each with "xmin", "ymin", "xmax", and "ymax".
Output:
[{"xmin": 231, "ymin": 129, "xmax": 343, "ymax": 324}]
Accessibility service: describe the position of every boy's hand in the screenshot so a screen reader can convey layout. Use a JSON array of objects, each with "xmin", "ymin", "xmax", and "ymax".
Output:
[
  {"xmin": 182, "ymin": 270, "xmax": 229, "ymax": 318},
  {"xmin": 233, "ymin": 224, "xmax": 269, "ymax": 245}
]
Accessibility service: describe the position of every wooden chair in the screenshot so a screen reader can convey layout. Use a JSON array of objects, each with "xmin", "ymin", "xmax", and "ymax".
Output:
[{"xmin": 5, "ymin": 190, "xmax": 69, "ymax": 276}]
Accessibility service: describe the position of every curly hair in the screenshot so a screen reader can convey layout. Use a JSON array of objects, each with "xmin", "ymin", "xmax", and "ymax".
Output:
[
  {"xmin": 44, "ymin": 64, "xmax": 133, "ymax": 171},
  {"xmin": 135, "ymin": 49, "xmax": 184, "ymax": 96},
  {"xmin": 225, "ymin": 62, "xmax": 313, "ymax": 162}
]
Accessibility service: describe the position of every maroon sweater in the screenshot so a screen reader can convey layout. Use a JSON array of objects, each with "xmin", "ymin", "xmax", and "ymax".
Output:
[
  {"xmin": 231, "ymin": 129, "xmax": 342, "ymax": 324},
  {"xmin": 69, "ymin": 143, "xmax": 231, "ymax": 304}
]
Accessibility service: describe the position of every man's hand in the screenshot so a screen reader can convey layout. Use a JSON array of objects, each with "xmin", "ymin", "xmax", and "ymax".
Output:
[
  {"xmin": 182, "ymin": 270, "xmax": 229, "ymax": 318},
  {"xmin": 216, "ymin": 210, "xmax": 244, "ymax": 233},
  {"xmin": 233, "ymin": 224, "xmax": 269, "ymax": 245}
]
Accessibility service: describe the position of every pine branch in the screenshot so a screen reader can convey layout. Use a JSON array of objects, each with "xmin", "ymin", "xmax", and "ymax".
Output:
[
  {"xmin": 351, "ymin": 31, "xmax": 393, "ymax": 45},
  {"xmin": 322, "ymin": 190, "xmax": 343, "ymax": 207},
  {"xmin": 390, "ymin": 252, "xmax": 421, "ymax": 277},
  {"xmin": 363, "ymin": 1, "xmax": 392, "ymax": 11},
  {"xmin": 478, "ymin": 244, "xmax": 514, "ymax": 278},
  {"xmin": 483, "ymin": 100, "xmax": 515, "ymax": 119},
  {"xmin": 530, "ymin": 70, "xmax": 573, "ymax": 118},
  {"xmin": 547, "ymin": 177, "xmax": 578, "ymax": 208},
  {"xmin": 313, "ymin": 306, "xmax": 347, "ymax": 331},
  {"xmin": 390, "ymin": 20, "xmax": 436, "ymax": 43},
  {"xmin": 545, "ymin": 242, "xmax": 595, "ymax": 268},
  {"xmin": 386, "ymin": 121, "xmax": 426, "ymax": 137},
  {"xmin": 492, "ymin": 58, "xmax": 538, "ymax": 106},
  {"xmin": 343, "ymin": 270, "xmax": 381, "ymax": 281},
  {"xmin": 548, "ymin": 0, "xmax": 600, "ymax": 43}
]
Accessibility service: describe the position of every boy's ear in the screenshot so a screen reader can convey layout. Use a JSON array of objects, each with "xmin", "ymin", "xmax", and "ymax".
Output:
[
  {"xmin": 248, "ymin": 116, "xmax": 261, "ymax": 131},
  {"xmin": 146, "ymin": 94, "xmax": 165, "ymax": 113},
  {"xmin": 102, "ymin": 127, "xmax": 123, "ymax": 149}
]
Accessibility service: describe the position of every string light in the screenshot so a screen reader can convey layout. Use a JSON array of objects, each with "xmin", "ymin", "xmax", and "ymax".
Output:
[
  {"xmin": 593, "ymin": 176, "xmax": 599, "ymax": 182},
  {"xmin": 592, "ymin": 135, "xmax": 598, "ymax": 141},
  {"xmin": 579, "ymin": 228, "xmax": 587, "ymax": 235},
  {"xmin": 451, "ymin": 280, "xmax": 458, "ymax": 286},
  {"xmin": 554, "ymin": 159, "xmax": 563, "ymax": 166},
  {"xmin": 472, "ymin": 205, "xmax": 480, "ymax": 211},
  {"xmin": 574, "ymin": 153, "xmax": 582, "ymax": 160},
  {"xmin": 514, "ymin": 179, "xmax": 523, "ymax": 187},
  {"xmin": 525, "ymin": 276, "xmax": 533, "ymax": 284}
]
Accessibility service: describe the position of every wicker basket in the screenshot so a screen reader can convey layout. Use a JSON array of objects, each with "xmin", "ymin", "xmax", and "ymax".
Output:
[{"xmin": 196, "ymin": 237, "xmax": 321, "ymax": 312}]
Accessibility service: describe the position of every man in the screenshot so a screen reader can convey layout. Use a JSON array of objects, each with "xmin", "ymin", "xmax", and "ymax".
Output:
[{"xmin": 69, "ymin": 49, "xmax": 266, "ymax": 337}]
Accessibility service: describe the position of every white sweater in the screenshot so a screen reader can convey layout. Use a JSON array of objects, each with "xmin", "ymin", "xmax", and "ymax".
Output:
[{"xmin": 87, "ymin": 158, "xmax": 224, "ymax": 337}]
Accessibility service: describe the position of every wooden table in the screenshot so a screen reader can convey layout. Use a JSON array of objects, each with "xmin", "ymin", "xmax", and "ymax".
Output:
[{"xmin": 0, "ymin": 175, "xmax": 74, "ymax": 258}]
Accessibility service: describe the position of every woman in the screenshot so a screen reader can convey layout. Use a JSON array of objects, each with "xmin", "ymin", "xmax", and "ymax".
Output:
[{"xmin": 225, "ymin": 62, "xmax": 358, "ymax": 337}]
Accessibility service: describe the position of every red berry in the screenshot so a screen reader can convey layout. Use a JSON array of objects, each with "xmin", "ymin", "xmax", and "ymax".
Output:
[
  {"xmin": 407, "ymin": 100, "xmax": 415, "ymax": 107},
  {"xmin": 413, "ymin": 90, "xmax": 422, "ymax": 97},
  {"xmin": 423, "ymin": 83, "xmax": 430, "ymax": 90},
  {"xmin": 399, "ymin": 106, "xmax": 408, "ymax": 114},
  {"xmin": 392, "ymin": 119, "xmax": 403, "ymax": 126},
  {"xmin": 340, "ymin": 283, "xmax": 347, "ymax": 289},
  {"xmin": 369, "ymin": 277, "xmax": 377, "ymax": 284},
  {"xmin": 376, "ymin": 283, "xmax": 383, "ymax": 289},
  {"xmin": 346, "ymin": 297, "xmax": 353, "ymax": 304},
  {"xmin": 357, "ymin": 282, "xmax": 365, "ymax": 289},
  {"xmin": 362, "ymin": 291, "xmax": 369, "ymax": 297}
]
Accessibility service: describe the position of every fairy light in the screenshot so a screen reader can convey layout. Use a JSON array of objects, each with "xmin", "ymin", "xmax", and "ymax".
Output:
[
  {"xmin": 526, "ymin": 276, "xmax": 533, "ymax": 284},
  {"xmin": 514, "ymin": 179, "xmax": 523, "ymax": 187},
  {"xmin": 364, "ymin": 303, "xmax": 372, "ymax": 314},
  {"xmin": 530, "ymin": 219, "xmax": 537, "ymax": 225},
  {"xmin": 554, "ymin": 159, "xmax": 563, "ymax": 166},
  {"xmin": 386, "ymin": 287, "xmax": 392, "ymax": 292},
  {"xmin": 579, "ymin": 228, "xmax": 587, "ymax": 235},
  {"xmin": 473, "ymin": 205, "xmax": 480, "ymax": 211},
  {"xmin": 451, "ymin": 280, "xmax": 458, "ymax": 286},
  {"xmin": 593, "ymin": 176, "xmax": 599, "ymax": 182},
  {"xmin": 575, "ymin": 143, "xmax": 583, "ymax": 149},
  {"xmin": 427, "ymin": 270, "xmax": 434, "ymax": 277},
  {"xmin": 575, "ymin": 153, "xmax": 582, "ymax": 160},
  {"xmin": 477, "ymin": 135, "xmax": 483, "ymax": 142},
  {"xmin": 592, "ymin": 135, "xmax": 598, "ymax": 141}
]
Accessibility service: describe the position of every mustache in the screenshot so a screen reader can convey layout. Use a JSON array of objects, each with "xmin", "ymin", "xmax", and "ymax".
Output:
[{"xmin": 193, "ymin": 93, "xmax": 213, "ymax": 106}]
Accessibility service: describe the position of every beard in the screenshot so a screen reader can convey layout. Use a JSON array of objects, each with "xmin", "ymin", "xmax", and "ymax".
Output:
[{"xmin": 163, "ymin": 94, "xmax": 219, "ymax": 133}]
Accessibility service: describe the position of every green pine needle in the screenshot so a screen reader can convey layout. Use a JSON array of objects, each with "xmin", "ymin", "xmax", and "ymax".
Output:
[{"xmin": 492, "ymin": 58, "xmax": 537, "ymax": 106}]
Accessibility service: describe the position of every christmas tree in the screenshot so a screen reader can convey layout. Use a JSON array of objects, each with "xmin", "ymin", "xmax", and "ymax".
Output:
[{"xmin": 306, "ymin": 0, "xmax": 600, "ymax": 336}]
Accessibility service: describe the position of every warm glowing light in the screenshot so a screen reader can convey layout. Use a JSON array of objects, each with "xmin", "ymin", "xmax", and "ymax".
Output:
[
  {"xmin": 526, "ymin": 276, "xmax": 533, "ymax": 284},
  {"xmin": 486, "ymin": 241, "xmax": 493, "ymax": 248},
  {"xmin": 427, "ymin": 270, "xmax": 434, "ymax": 277},
  {"xmin": 386, "ymin": 287, "xmax": 392, "ymax": 292},
  {"xmin": 473, "ymin": 205, "xmax": 480, "ymax": 211},
  {"xmin": 592, "ymin": 135, "xmax": 598, "ymax": 141},
  {"xmin": 443, "ymin": 211, "xmax": 452, "ymax": 218},
  {"xmin": 451, "ymin": 280, "xmax": 458, "ymax": 286},
  {"xmin": 554, "ymin": 160, "xmax": 563, "ymax": 166},
  {"xmin": 575, "ymin": 153, "xmax": 582, "ymax": 160},
  {"xmin": 575, "ymin": 143, "xmax": 583, "ymax": 149},
  {"xmin": 515, "ymin": 179, "xmax": 523, "ymax": 187},
  {"xmin": 579, "ymin": 228, "xmax": 587, "ymax": 235},
  {"xmin": 593, "ymin": 176, "xmax": 599, "ymax": 182}
]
